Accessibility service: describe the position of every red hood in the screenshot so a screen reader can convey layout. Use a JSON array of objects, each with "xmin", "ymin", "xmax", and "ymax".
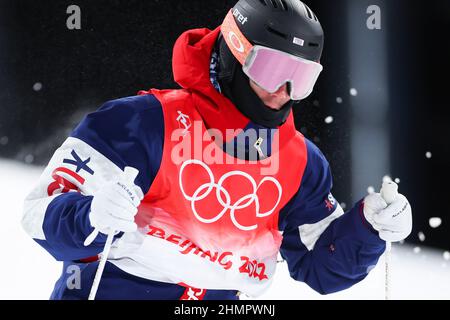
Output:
[{"xmin": 172, "ymin": 27, "xmax": 249, "ymax": 137}]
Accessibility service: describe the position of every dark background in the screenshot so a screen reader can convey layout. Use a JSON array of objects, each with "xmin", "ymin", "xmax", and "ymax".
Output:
[{"xmin": 0, "ymin": 0, "xmax": 448, "ymax": 249}]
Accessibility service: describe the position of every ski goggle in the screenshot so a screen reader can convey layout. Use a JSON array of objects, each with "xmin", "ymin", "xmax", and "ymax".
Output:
[{"xmin": 221, "ymin": 10, "xmax": 323, "ymax": 101}]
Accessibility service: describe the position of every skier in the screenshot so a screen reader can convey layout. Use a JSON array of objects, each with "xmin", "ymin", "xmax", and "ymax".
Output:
[{"xmin": 22, "ymin": 0, "xmax": 412, "ymax": 300}]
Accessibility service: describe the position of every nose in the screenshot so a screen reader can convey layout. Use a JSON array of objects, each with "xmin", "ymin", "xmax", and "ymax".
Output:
[{"xmin": 271, "ymin": 83, "xmax": 288, "ymax": 96}]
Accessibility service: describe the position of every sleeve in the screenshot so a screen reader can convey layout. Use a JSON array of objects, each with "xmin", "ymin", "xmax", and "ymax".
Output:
[
  {"xmin": 21, "ymin": 94, "xmax": 164, "ymax": 261},
  {"xmin": 278, "ymin": 139, "xmax": 386, "ymax": 295}
]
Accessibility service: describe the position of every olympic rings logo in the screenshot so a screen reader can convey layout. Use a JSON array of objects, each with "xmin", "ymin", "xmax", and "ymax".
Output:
[{"xmin": 179, "ymin": 160, "xmax": 282, "ymax": 231}]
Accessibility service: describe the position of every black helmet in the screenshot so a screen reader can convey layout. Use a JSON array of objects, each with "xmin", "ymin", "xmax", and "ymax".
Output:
[
  {"xmin": 216, "ymin": 0, "xmax": 324, "ymax": 128},
  {"xmin": 232, "ymin": 0, "xmax": 324, "ymax": 61}
]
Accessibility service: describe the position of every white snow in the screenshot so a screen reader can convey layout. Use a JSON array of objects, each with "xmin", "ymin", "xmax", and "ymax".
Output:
[
  {"xmin": 394, "ymin": 178, "xmax": 401, "ymax": 184},
  {"xmin": 1, "ymin": 159, "xmax": 450, "ymax": 300},
  {"xmin": 418, "ymin": 232, "xmax": 426, "ymax": 242},
  {"xmin": 24, "ymin": 154, "xmax": 34, "ymax": 164},
  {"xmin": 0, "ymin": 136, "xmax": 8, "ymax": 145},
  {"xmin": 444, "ymin": 251, "xmax": 450, "ymax": 261},
  {"xmin": 324, "ymin": 116, "xmax": 334, "ymax": 124},
  {"xmin": 251, "ymin": 243, "xmax": 450, "ymax": 300},
  {"xmin": 0, "ymin": 160, "xmax": 61, "ymax": 299},
  {"xmin": 429, "ymin": 217, "xmax": 442, "ymax": 228},
  {"xmin": 350, "ymin": 88, "xmax": 358, "ymax": 96},
  {"xmin": 33, "ymin": 82, "xmax": 43, "ymax": 91},
  {"xmin": 425, "ymin": 151, "xmax": 432, "ymax": 159},
  {"xmin": 367, "ymin": 186, "xmax": 375, "ymax": 194},
  {"xmin": 336, "ymin": 97, "xmax": 343, "ymax": 104}
]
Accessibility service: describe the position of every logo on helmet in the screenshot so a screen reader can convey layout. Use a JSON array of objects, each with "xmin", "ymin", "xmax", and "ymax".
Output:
[
  {"xmin": 232, "ymin": 8, "xmax": 248, "ymax": 25},
  {"xmin": 293, "ymin": 37, "xmax": 305, "ymax": 47},
  {"xmin": 228, "ymin": 31, "xmax": 245, "ymax": 53}
]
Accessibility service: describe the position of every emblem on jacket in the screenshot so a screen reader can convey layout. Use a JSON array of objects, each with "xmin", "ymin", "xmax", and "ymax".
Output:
[
  {"xmin": 47, "ymin": 150, "xmax": 93, "ymax": 196},
  {"xmin": 176, "ymin": 111, "xmax": 191, "ymax": 136},
  {"xmin": 325, "ymin": 193, "xmax": 336, "ymax": 211}
]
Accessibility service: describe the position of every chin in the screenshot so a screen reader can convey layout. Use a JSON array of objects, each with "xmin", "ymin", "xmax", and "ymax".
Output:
[
  {"xmin": 264, "ymin": 103, "xmax": 283, "ymax": 111},
  {"xmin": 264, "ymin": 98, "xmax": 289, "ymax": 110}
]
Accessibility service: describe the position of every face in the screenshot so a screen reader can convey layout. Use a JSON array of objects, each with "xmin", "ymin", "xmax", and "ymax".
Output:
[{"xmin": 249, "ymin": 80, "xmax": 291, "ymax": 110}]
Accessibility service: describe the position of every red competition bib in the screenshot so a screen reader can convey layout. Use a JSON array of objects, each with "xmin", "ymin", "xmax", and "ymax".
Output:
[{"xmin": 133, "ymin": 88, "xmax": 307, "ymax": 293}]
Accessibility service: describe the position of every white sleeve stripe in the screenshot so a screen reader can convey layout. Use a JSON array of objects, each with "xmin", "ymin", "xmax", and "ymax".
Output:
[
  {"xmin": 22, "ymin": 194, "xmax": 61, "ymax": 240},
  {"xmin": 298, "ymin": 205, "xmax": 345, "ymax": 251},
  {"xmin": 21, "ymin": 137, "xmax": 125, "ymax": 240}
]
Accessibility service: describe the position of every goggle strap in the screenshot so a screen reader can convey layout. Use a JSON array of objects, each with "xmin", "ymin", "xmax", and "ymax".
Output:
[{"xmin": 220, "ymin": 10, "xmax": 253, "ymax": 65}]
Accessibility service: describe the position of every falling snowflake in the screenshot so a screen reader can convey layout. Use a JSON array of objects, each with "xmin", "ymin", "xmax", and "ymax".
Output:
[
  {"xmin": 340, "ymin": 202, "xmax": 347, "ymax": 210},
  {"xmin": 425, "ymin": 151, "xmax": 432, "ymax": 159},
  {"xmin": 413, "ymin": 247, "xmax": 421, "ymax": 254},
  {"xmin": 33, "ymin": 82, "xmax": 43, "ymax": 91},
  {"xmin": 429, "ymin": 217, "xmax": 442, "ymax": 228},
  {"xmin": 418, "ymin": 232, "xmax": 425, "ymax": 242},
  {"xmin": 394, "ymin": 178, "xmax": 401, "ymax": 183},
  {"xmin": 382, "ymin": 175, "xmax": 392, "ymax": 183},
  {"xmin": 24, "ymin": 154, "xmax": 34, "ymax": 164},
  {"xmin": 324, "ymin": 116, "xmax": 334, "ymax": 124},
  {"xmin": 336, "ymin": 97, "xmax": 343, "ymax": 104},
  {"xmin": 350, "ymin": 88, "xmax": 358, "ymax": 96},
  {"xmin": 367, "ymin": 186, "xmax": 375, "ymax": 194},
  {"xmin": 444, "ymin": 251, "xmax": 450, "ymax": 261},
  {"xmin": 0, "ymin": 136, "xmax": 8, "ymax": 145}
]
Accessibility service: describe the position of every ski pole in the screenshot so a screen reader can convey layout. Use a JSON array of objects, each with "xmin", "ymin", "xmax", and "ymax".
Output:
[
  {"xmin": 87, "ymin": 230, "xmax": 115, "ymax": 300},
  {"xmin": 380, "ymin": 180, "xmax": 398, "ymax": 300},
  {"xmin": 384, "ymin": 241, "xmax": 392, "ymax": 300}
]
